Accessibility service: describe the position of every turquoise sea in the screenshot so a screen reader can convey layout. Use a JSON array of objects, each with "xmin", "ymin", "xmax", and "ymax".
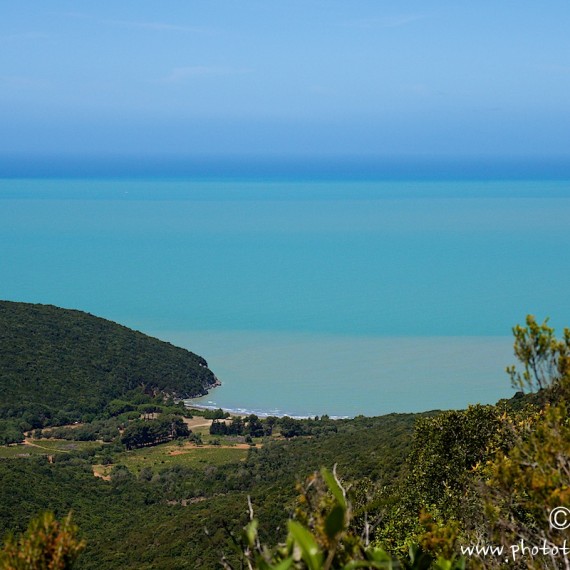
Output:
[{"xmin": 2, "ymin": 176, "xmax": 570, "ymax": 416}]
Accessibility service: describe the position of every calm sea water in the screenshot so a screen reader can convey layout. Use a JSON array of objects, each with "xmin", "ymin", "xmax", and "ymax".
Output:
[{"xmin": 2, "ymin": 177, "xmax": 569, "ymax": 416}]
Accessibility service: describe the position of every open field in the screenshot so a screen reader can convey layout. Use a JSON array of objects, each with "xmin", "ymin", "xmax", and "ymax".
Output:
[
  {"xmin": 0, "ymin": 413, "xmax": 265, "ymax": 475},
  {"xmin": 0, "ymin": 439, "xmax": 104, "ymax": 458},
  {"xmin": 183, "ymin": 416, "xmax": 216, "ymax": 430},
  {"xmin": 94, "ymin": 440, "xmax": 251, "ymax": 476}
]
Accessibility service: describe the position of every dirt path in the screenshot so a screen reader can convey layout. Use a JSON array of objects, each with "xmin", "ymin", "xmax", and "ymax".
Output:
[
  {"xmin": 92, "ymin": 465, "xmax": 111, "ymax": 481},
  {"xmin": 168, "ymin": 443, "xmax": 253, "ymax": 455},
  {"xmin": 183, "ymin": 417, "xmax": 214, "ymax": 429},
  {"xmin": 23, "ymin": 439, "xmax": 70, "ymax": 453}
]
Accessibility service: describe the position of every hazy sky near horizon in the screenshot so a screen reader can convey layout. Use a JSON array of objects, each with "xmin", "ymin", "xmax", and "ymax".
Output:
[{"xmin": 1, "ymin": 1, "xmax": 570, "ymax": 158}]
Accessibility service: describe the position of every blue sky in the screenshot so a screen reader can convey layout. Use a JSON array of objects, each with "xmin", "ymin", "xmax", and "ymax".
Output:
[{"xmin": 1, "ymin": 1, "xmax": 570, "ymax": 159}]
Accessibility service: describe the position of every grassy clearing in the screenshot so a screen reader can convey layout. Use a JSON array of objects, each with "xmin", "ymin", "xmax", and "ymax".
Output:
[
  {"xmin": 103, "ymin": 441, "xmax": 250, "ymax": 475},
  {"xmin": 1, "ymin": 421, "xmax": 264, "ymax": 480},
  {"xmin": 0, "ymin": 445, "xmax": 47, "ymax": 459},
  {"xmin": 0, "ymin": 439, "xmax": 104, "ymax": 458}
]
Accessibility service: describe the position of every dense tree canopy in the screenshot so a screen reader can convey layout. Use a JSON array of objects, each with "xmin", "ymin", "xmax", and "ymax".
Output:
[
  {"xmin": 2, "ymin": 313, "xmax": 569, "ymax": 568},
  {"xmin": 0, "ymin": 301, "xmax": 217, "ymax": 437}
]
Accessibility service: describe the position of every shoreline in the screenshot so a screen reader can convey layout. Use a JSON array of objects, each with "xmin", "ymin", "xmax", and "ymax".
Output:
[{"xmin": 183, "ymin": 400, "xmax": 350, "ymax": 420}]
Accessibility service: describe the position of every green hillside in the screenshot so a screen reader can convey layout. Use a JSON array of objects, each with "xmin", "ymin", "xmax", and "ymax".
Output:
[
  {"xmin": 0, "ymin": 300, "xmax": 217, "ymax": 423},
  {"xmin": 1, "ymin": 308, "xmax": 566, "ymax": 569},
  {"xmin": 0, "ymin": 412, "xmax": 419, "ymax": 569}
]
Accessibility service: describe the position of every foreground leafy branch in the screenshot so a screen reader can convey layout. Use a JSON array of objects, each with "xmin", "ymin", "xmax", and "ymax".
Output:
[
  {"xmin": 0, "ymin": 512, "xmax": 84, "ymax": 570},
  {"xmin": 223, "ymin": 467, "xmax": 465, "ymax": 570},
  {"xmin": 507, "ymin": 315, "xmax": 570, "ymax": 392}
]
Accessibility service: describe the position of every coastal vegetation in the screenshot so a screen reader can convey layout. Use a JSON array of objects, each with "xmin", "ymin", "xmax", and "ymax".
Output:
[
  {"xmin": 0, "ymin": 300, "xmax": 218, "ymax": 444},
  {"xmin": 1, "ymin": 303, "xmax": 569, "ymax": 569}
]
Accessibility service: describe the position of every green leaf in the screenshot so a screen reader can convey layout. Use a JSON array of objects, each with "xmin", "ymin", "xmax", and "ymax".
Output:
[
  {"xmin": 343, "ymin": 559, "xmax": 393, "ymax": 570},
  {"xmin": 287, "ymin": 520, "xmax": 323, "ymax": 570},
  {"xmin": 270, "ymin": 557, "xmax": 294, "ymax": 570},
  {"xmin": 343, "ymin": 547, "xmax": 394, "ymax": 568},
  {"xmin": 321, "ymin": 467, "xmax": 347, "ymax": 509},
  {"xmin": 434, "ymin": 556, "xmax": 465, "ymax": 570},
  {"xmin": 324, "ymin": 504, "xmax": 345, "ymax": 539},
  {"xmin": 244, "ymin": 519, "xmax": 258, "ymax": 548},
  {"xmin": 367, "ymin": 547, "xmax": 394, "ymax": 564},
  {"xmin": 407, "ymin": 544, "xmax": 433, "ymax": 570}
]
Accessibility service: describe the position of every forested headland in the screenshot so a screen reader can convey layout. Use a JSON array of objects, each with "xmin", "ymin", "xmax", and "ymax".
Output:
[
  {"xmin": 0, "ymin": 300, "xmax": 218, "ymax": 444},
  {"xmin": 1, "ymin": 302, "xmax": 569, "ymax": 569}
]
